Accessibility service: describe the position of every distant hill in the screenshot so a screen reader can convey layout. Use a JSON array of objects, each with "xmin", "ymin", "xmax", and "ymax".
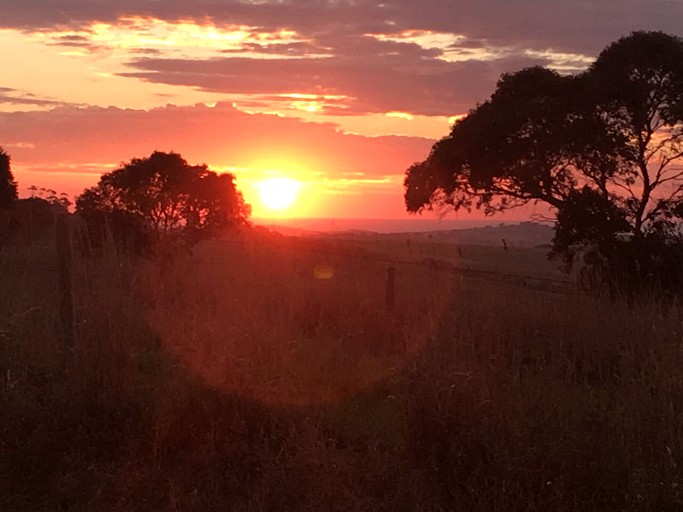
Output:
[
  {"xmin": 253, "ymin": 224, "xmax": 322, "ymax": 237},
  {"xmin": 405, "ymin": 222, "xmax": 555, "ymax": 247},
  {"xmin": 256, "ymin": 217, "xmax": 555, "ymax": 234},
  {"xmin": 321, "ymin": 221, "xmax": 555, "ymax": 248}
]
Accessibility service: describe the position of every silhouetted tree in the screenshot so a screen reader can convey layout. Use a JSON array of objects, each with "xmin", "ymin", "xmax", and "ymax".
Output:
[
  {"xmin": 0, "ymin": 147, "xmax": 17, "ymax": 209},
  {"xmin": 0, "ymin": 195, "xmax": 70, "ymax": 250},
  {"xmin": 76, "ymin": 186, "xmax": 151, "ymax": 253},
  {"xmin": 405, "ymin": 31, "xmax": 683, "ymax": 296},
  {"xmin": 76, "ymin": 151, "xmax": 251, "ymax": 253},
  {"xmin": 26, "ymin": 186, "xmax": 72, "ymax": 210}
]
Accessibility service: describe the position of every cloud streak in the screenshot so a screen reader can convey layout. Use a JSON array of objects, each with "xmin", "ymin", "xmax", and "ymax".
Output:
[
  {"xmin": 0, "ymin": 87, "xmax": 65, "ymax": 108},
  {"xmin": 4, "ymin": 2, "xmax": 680, "ymax": 118}
]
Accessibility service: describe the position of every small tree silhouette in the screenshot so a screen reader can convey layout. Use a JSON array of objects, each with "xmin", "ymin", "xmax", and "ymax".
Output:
[
  {"xmin": 76, "ymin": 151, "xmax": 251, "ymax": 253},
  {"xmin": 0, "ymin": 147, "xmax": 17, "ymax": 210}
]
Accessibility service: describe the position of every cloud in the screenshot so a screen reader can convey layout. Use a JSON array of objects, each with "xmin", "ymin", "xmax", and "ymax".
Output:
[
  {"xmin": 4, "ymin": 2, "xmax": 680, "ymax": 118},
  {"xmin": 0, "ymin": 87, "xmax": 65, "ymax": 108},
  {"xmin": 1, "ymin": 1, "xmax": 680, "ymax": 55},
  {"xmin": 121, "ymin": 50, "xmax": 547, "ymax": 116},
  {"xmin": 0, "ymin": 102, "xmax": 433, "ymax": 194}
]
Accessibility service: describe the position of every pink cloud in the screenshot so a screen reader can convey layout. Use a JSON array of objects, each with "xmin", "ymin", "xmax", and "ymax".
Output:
[{"xmin": 0, "ymin": 102, "xmax": 432, "ymax": 205}]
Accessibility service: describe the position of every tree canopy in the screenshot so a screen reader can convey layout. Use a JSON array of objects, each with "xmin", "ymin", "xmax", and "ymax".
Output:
[
  {"xmin": 0, "ymin": 147, "xmax": 18, "ymax": 209},
  {"xmin": 405, "ymin": 31, "xmax": 683, "ymax": 295},
  {"xmin": 76, "ymin": 151, "xmax": 250, "ymax": 251}
]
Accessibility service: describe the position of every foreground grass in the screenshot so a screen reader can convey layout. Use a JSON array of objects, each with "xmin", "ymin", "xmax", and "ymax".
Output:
[{"xmin": 0, "ymin": 230, "xmax": 681, "ymax": 511}]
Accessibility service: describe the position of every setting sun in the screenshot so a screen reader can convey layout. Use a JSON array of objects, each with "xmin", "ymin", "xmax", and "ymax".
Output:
[{"xmin": 258, "ymin": 177, "xmax": 301, "ymax": 211}]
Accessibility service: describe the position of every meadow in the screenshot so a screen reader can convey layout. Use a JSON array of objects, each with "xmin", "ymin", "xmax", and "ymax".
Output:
[{"xmin": 1, "ymin": 224, "xmax": 682, "ymax": 511}]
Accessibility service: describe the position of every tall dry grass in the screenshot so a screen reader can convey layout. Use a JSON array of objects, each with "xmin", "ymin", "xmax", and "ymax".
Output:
[
  {"xmin": 142, "ymin": 236, "xmax": 450, "ymax": 407},
  {"xmin": 0, "ymin": 227, "xmax": 681, "ymax": 511}
]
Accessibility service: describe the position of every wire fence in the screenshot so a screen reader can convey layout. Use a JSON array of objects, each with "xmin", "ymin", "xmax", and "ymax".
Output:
[{"xmin": 203, "ymin": 235, "xmax": 576, "ymax": 296}]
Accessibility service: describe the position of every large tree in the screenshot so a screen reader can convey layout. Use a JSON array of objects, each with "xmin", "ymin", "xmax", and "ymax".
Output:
[
  {"xmin": 405, "ymin": 31, "xmax": 683, "ymax": 294},
  {"xmin": 0, "ymin": 147, "xmax": 18, "ymax": 209},
  {"xmin": 76, "ymin": 151, "xmax": 250, "ymax": 251}
]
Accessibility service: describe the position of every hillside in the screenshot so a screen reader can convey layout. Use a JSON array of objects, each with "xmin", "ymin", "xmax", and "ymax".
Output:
[{"xmin": 320, "ymin": 221, "xmax": 554, "ymax": 248}]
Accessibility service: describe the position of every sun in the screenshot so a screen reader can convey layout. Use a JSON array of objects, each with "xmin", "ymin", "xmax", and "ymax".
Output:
[{"xmin": 258, "ymin": 177, "xmax": 301, "ymax": 211}]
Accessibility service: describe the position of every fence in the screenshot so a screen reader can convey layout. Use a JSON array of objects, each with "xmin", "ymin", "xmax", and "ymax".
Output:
[{"xmin": 51, "ymin": 221, "xmax": 576, "ymax": 363}]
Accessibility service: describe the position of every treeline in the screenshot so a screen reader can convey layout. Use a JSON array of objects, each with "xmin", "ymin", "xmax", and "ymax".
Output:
[{"xmin": 0, "ymin": 150, "xmax": 251, "ymax": 254}]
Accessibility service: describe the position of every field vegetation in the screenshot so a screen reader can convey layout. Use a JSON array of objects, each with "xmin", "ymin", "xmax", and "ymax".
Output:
[
  {"xmin": 330, "ymin": 235, "xmax": 565, "ymax": 282},
  {"xmin": 1, "ymin": 224, "xmax": 682, "ymax": 511}
]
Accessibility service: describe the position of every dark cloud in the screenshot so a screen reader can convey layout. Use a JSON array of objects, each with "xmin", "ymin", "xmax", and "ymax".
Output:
[
  {"xmin": 0, "ymin": 87, "xmax": 65, "ymax": 107},
  {"xmin": 1, "ymin": 0, "xmax": 681, "ymax": 56},
  {"xmin": 108, "ymin": 21, "xmax": 548, "ymax": 117},
  {"xmin": 50, "ymin": 34, "xmax": 89, "ymax": 44},
  {"xmin": 221, "ymin": 41, "xmax": 323, "ymax": 57},
  {"xmin": 3, "ymin": 1, "xmax": 682, "ymax": 118},
  {"xmin": 0, "ymin": 1, "xmax": 392, "ymax": 36},
  {"xmin": 376, "ymin": 0, "xmax": 683, "ymax": 55},
  {"xmin": 128, "ymin": 48, "xmax": 163, "ymax": 55},
  {"xmin": 121, "ymin": 51, "xmax": 545, "ymax": 116}
]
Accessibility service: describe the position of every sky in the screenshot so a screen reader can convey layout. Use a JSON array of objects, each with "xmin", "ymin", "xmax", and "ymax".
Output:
[{"xmin": 0, "ymin": 1, "xmax": 682, "ymax": 222}]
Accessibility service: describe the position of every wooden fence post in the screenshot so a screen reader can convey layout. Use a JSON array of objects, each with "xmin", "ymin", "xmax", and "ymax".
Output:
[
  {"xmin": 385, "ymin": 266, "xmax": 396, "ymax": 312},
  {"xmin": 56, "ymin": 215, "xmax": 75, "ymax": 358}
]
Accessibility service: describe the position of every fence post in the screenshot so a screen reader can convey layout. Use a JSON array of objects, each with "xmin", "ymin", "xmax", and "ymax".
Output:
[
  {"xmin": 56, "ymin": 215, "xmax": 75, "ymax": 359},
  {"xmin": 385, "ymin": 266, "xmax": 396, "ymax": 312}
]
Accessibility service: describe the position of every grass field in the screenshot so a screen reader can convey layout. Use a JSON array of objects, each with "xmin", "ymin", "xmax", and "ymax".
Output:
[
  {"xmin": 1, "ymin": 226, "xmax": 682, "ymax": 511},
  {"xmin": 331, "ymin": 235, "xmax": 567, "ymax": 280}
]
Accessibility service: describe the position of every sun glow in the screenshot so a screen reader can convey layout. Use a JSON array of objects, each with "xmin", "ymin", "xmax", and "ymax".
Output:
[{"xmin": 258, "ymin": 177, "xmax": 301, "ymax": 211}]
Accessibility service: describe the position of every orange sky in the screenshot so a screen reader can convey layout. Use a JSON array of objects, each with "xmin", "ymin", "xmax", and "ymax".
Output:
[{"xmin": 0, "ymin": 3, "xmax": 681, "ymax": 222}]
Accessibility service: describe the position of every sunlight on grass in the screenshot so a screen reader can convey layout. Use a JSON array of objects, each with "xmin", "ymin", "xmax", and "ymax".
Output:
[{"xmin": 140, "ymin": 235, "xmax": 452, "ymax": 406}]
